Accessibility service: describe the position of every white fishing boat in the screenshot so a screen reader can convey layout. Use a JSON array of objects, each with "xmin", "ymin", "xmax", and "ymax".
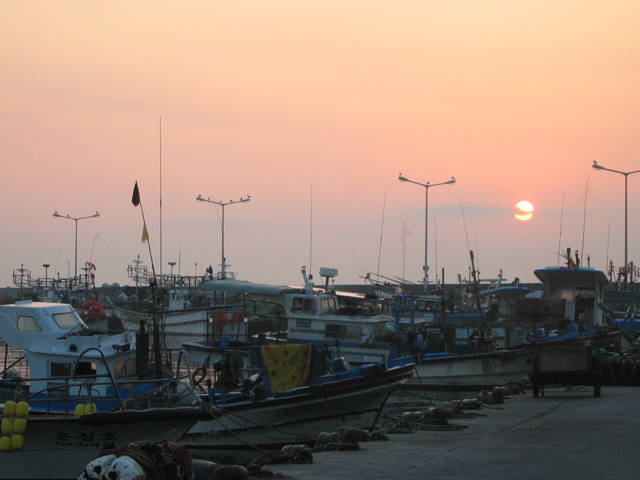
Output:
[
  {"xmin": 199, "ymin": 267, "xmax": 404, "ymax": 365},
  {"xmin": 0, "ymin": 406, "xmax": 210, "ymax": 480},
  {"xmin": 110, "ymin": 279, "xmax": 252, "ymax": 350},
  {"xmin": 533, "ymin": 264, "xmax": 609, "ymax": 328},
  {"xmin": 407, "ymin": 348, "xmax": 533, "ymax": 390},
  {"xmin": 0, "ymin": 301, "xmax": 214, "ymax": 479}
]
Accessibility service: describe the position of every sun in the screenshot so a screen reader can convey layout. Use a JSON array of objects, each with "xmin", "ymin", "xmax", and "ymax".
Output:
[{"xmin": 515, "ymin": 201, "xmax": 533, "ymax": 221}]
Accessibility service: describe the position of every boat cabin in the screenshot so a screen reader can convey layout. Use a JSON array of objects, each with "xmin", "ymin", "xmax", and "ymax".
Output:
[
  {"xmin": 534, "ymin": 267, "xmax": 609, "ymax": 328},
  {"xmin": 0, "ymin": 301, "xmax": 138, "ymax": 403}
]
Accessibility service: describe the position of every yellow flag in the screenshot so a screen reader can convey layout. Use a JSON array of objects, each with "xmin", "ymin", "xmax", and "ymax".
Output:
[{"xmin": 141, "ymin": 224, "xmax": 149, "ymax": 243}]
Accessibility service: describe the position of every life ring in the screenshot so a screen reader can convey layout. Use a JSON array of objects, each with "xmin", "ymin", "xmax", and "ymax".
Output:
[{"xmin": 214, "ymin": 312, "xmax": 241, "ymax": 326}]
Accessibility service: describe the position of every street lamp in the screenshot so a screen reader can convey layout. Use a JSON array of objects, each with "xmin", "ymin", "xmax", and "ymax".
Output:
[
  {"xmin": 592, "ymin": 160, "xmax": 640, "ymax": 284},
  {"xmin": 197, "ymin": 194, "xmax": 250, "ymax": 277},
  {"xmin": 53, "ymin": 211, "xmax": 100, "ymax": 284},
  {"xmin": 398, "ymin": 174, "xmax": 456, "ymax": 293}
]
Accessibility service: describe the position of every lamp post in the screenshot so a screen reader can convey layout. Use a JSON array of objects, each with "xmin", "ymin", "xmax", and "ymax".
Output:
[
  {"xmin": 398, "ymin": 174, "xmax": 456, "ymax": 293},
  {"xmin": 197, "ymin": 194, "xmax": 250, "ymax": 277},
  {"xmin": 592, "ymin": 161, "xmax": 640, "ymax": 284},
  {"xmin": 53, "ymin": 211, "xmax": 100, "ymax": 284}
]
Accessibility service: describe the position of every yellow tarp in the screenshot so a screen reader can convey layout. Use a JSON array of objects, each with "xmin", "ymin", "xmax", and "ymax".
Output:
[{"xmin": 261, "ymin": 344, "xmax": 312, "ymax": 394}]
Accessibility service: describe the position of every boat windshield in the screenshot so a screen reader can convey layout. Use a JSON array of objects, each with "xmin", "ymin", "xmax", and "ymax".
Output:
[
  {"xmin": 322, "ymin": 297, "xmax": 337, "ymax": 314},
  {"xmin": 52, "ymin": 311, "xmax": 82, "ymax": 330}
]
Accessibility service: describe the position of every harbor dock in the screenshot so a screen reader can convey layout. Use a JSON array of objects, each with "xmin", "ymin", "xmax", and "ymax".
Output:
[{"xmin": 271, "ymin": 386, "xmax": 640, "ymax": 479}]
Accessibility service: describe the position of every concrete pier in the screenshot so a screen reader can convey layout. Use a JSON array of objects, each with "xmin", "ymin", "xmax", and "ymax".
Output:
[{"xmin": 270, "ymin": 386, "xmax": 640, "ymax": 479}]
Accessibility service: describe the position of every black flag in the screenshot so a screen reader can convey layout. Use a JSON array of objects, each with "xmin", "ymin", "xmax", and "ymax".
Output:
[{"xmin": 132, "ymin": 181, "xmax": 140, "ymax": 207}]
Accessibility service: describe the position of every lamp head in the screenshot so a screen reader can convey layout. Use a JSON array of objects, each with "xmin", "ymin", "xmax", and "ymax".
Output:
[
  {"xmin": 445, "ymin": 177, "xmax": 456, "ymax": 185},
  {"xmin": 398, "ymin": 175, "xmax": 409, "ymax": 182},
  {"xmin": 592, "ymin": 160, "xmax": 604, "ymax": 170}
]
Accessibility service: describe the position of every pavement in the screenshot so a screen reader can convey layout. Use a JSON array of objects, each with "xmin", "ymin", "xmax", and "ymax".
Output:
[{"xmin": 268, "ymin": 386, "xmax": 640, "ymax": 480}]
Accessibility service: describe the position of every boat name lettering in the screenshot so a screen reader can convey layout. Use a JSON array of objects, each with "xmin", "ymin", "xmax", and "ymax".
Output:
[
  {"xmin": 53, "ymin": 431, "xmax": 118, "ymax": 447},
  {"xmin": 295, "ymin": 319, "xmax": 311, "ymax": 329},
  {"xmin": 46, "ymin": 382, "xmax": 69, "ymax": 397}
]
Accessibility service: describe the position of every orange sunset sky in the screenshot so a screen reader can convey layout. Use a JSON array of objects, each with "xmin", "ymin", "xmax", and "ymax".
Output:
[{"xmin": 2, "ymin": 1, "xmax": 640, "ymax": 289}]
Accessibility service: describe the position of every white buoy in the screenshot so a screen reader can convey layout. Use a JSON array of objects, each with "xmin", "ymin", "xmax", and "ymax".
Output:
[
  {"xmin": 79, "ymin": 454, "xmax": 117, "ymax": 480},
  {"xmin": 105, "ymin": 456, "xmax": 146, "ymax": 480}
]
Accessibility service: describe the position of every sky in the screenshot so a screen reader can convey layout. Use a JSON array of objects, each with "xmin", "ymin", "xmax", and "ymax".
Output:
[{"xmin": 2, "ymin": 1, "xmax": 640, "ymax": 291}]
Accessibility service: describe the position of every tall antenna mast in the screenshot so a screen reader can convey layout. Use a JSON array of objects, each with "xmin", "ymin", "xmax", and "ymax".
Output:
[
  {"xmin": 434, "ymin": 215, "xmax": 438, "ymax": 287},
  {"xmin": 606, "ymin": 221, "xmax": 610, "ymax": 273},
  {"xmin": 159, "ymin": 117, "xmax": 163, "ymax": 277},
  {"xmin": 376, "ymin": 194, "xmax": 386, "ymax": 282},
  {"xmin": 309, "ymin": 184, "xmax": 313, "ymax": 276},
  {"xmin": 557, "ymin": 191, "xmax": 565, "ymax": 266}
]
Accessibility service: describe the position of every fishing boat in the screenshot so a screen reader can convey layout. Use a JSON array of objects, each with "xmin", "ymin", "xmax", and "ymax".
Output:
[
  {"xmin": 110, "ymin": 282, "xmax": 251, "ymax": 350},
  {"xmin": 109, "ymin": 261, "xmax": 287, "ymax": 350},
  {"xmin": 198, "ymin": 267, "xmax": 404, "ymax": 365},
  {"xmin": 406, "ymin": 348, "xmax": 532, "ymax": 390},
  {"xmin": 532, "ymin": 264, "xmax": 610, "ymax": 328},
  {"xmin": 0, "ymin": 405, "xmax": 211, "ymax": 480},
  {"xmin": 403, "ymin": 262, "xmax": 614, "ymax": 390},
  {"xmin": 0, "ymin": 301, "xmax": 215, "ymax": 480},
  {"xmin": 179, "ymin": 344, "xmax": 415, "ymax": 463},
  {"xmin": 0, "ymin": 300, "xmax": 415, "ymax": 468}
]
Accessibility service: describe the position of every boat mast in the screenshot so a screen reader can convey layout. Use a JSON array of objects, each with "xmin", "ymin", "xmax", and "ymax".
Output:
[{"xmin": 159, "ymin": 117, "xmax": 163, "ymax": 278}]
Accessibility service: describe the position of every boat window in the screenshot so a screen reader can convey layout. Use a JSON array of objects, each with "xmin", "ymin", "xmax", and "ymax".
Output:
[
  {"xmin": 114, "ymin": 359, "xmax": 136, "ymax": 378},
  {"xmin": 303, "ymin": 298, "xmax": 315, "ymax": 313},
  {"xmin": 50, "ymin": 362, "xmax": 73, "ymax": 377},
  {"xmin": 291, "ymin": 297, "xmax": 316, "ymax": 314},
  {"xmin": 114, "ymin": 360, "xmax": 126, "ymax": 378},
  {"xmin": 321, "ymin": 297, "xmax": 337, "ymax": 314},
  {"xmin": 291, "ymin": 297, "xmax": 303, "ymax": 312},
  {"xmin": 52, "ymin": 312, "xmax": 82, "ymax": 330},
  {"xmin": 575, "ymin": 289, "xmax": 595, "ymax": 309},
  {"xmin": 76, "ymin": 361, "xmax": 97, "ymax": 376},
  {"xmin": 17, "ymin": 315, "xmax": 42, "ymax": 332}
]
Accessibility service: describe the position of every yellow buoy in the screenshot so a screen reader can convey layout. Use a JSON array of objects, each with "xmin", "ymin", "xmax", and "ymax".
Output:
[
  {"xmin": 84, "ymin": 403, "xmax": 97, "ymax": 414},
  {"xmin": 11, "ymin": 434, "xmax": 24, "ymax": 451},
  {"xmin": 16, "ymin": 402, "xmax": 29, "ymax": 419},
  {"xmin": 74, "ymin": 404, "xmax": 85, "ymax": 416},
  {"xmin": 1, "ymin": 419, "xmax": 13, "ymax": 436},
  {"xmin": 13, "ymin": 418, "xmax": 26, "ymax": 435},
  {"xmin": 0, "ymin": 436, "xmax": 11, "ymax": 452},
  {"xmin": 3, "ymin": 401, "xmax": 16, "ymax": 418}
]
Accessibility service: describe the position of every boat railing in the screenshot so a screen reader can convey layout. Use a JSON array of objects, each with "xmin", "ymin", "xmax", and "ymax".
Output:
[
  {"xmin": 172, "ymin": 348, "xmax": 200, "ymax": 401},
  {"xmin": 7, "ymin": 348, "xmax": 199, "ymax": 415},
  {"xmin": 74, "ymin": 347, "xmax": 125, "ymax": 408},
  {"xmin": 14, "ymin": 372, "xmax": 198, "ymax": 415},
  {"xmin": 0, "ymin": 353, "xmax": 26, "ymax": 379}
]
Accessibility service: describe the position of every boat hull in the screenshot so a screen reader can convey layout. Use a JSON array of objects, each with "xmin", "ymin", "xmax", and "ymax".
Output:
[
  {"xmin": 112, "ymin": 305, "xmax": 247, "ymax": 350},
  {"xmin": 405, "ymin": 349, "xmax": 533, "ymax": 390},
  {"xmin": 0, "ymin": 407, "xmax": 210, "ymax": 480},
  {"xmin": 181, "ymin": 363, "xmax": 415, "ymax": 463}
]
